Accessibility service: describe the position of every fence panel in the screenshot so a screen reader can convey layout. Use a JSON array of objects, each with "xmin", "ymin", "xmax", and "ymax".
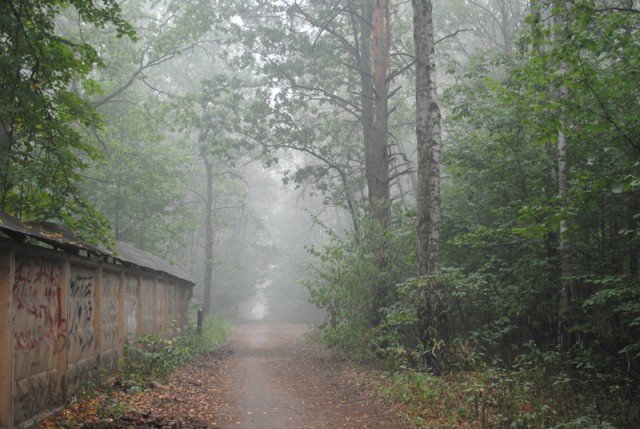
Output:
[{"xmin": 0, "ymin": 241, "xmax": 193, "ymax": 429}]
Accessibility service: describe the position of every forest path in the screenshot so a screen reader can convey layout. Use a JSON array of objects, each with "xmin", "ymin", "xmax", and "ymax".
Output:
[
  {"xmin": 63, "ymin": 323, "xmax": 412, "ymax": 428},
  {"xmin": 216, "ymin": 323, "xmax": 410, "ymax": 429}
]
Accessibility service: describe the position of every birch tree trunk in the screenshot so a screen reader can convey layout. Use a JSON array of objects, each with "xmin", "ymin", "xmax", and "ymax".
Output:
[
  {"xmin": 413, "ymin": 0, "xmax": 447, "ymax": 369},
  {"xmin": 554, "ymin": 0, "xmax": 573, "ymax": 352},
  {"xmin": 414, "ymin": 0, "xmax": 441, "ymax": 277}
]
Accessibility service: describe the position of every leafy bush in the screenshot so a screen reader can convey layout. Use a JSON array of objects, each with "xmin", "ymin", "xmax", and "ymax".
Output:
[
  {"xmin": 121, "ymin": 316, "xmax": 230, "ymax": 387},
  {"xmin": 305, "ymin": 211, "xmax": 416, "ymax": 360}
]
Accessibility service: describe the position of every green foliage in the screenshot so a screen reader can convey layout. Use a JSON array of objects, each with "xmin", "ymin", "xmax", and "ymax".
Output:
[
  {"xmin": 580, "ymin": 275, "xmax": 640, "ymax": 366},
  {"xmin": 71, "ymin": 0, "xmax": 226, "ymax": 256},
  {"xmin": 374, "ymin": 271, "xmax": 457, "ymax": 371},
  {"xmin": 314, "ymin": 3, "xmax": 640, "ymax": 426},
  {"xmin": 440, "ymin": 1, "xmax": 640, "ymax": 377},
  {"xmin": 121, "ymin": 316, "xmax": 230, "ymax": 386},
  {"xmin": 0, "ymin": 0, "xmax": 134, "ymax": 244},
  {"xmin": 305, "ymin": 211, "xmax": 416, "ymax": 359},
  {"xmin": 378, "ymin": 360, "xmax": 624, "ymax": 429},
  {"xmin": 225, "ymin": 0, "xmax": 417, "ymax": 228},
  {"xmin": 375, "ymin": 291, "xmax": 421, "ymax": 368},
  {"xmin": 123, "ymin": 332, "xmax": 190, "ymax": 382},
  {"xmin": 81, "ymin": 102, "xmax": 196, "ymax": 259}
]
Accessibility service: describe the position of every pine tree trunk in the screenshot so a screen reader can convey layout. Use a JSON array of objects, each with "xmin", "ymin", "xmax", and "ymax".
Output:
[
  {"xmin": 358, "ymin": 1, "xmax": 377, "ymax": 222},
  {"xmin": 356, "ymin": 0, "xmax": 392, "ymax": 325},
  {"xmin": 370, "ymin": 0, "xmax": 391, "ymax": 226}
]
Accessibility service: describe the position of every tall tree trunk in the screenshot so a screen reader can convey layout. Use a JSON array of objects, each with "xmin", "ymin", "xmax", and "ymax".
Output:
[
  {"xmin": 414, "ymin": 0, "xmax": 442, "ymax": 279},
  {"xmin": 357, "ymin": 1, "xmax": 375, "ymax": 222},
  {"xmin": 413, "ymin": 0, "xmax": 446, "ymax": 370},
  {"xmin": 354, "ymin": 0, "xmax": 392, "ymax": 325},
  {"xmin": 557, "ymin": 120, "xmax": 572, "ymax": 351},
  {"xmin": 357, "ymin": 0, "xmax": 391, "ymax": 227},
  {"xmin": 202, "ymin": 155, "xmax": 214, "ymax": 315},
  {"xmin": 414, "ymin": 0, "xmax": 441, "ymax": 278},
  {"xmin": 554, "ymin": 0, "xmax": 573, "ymax": 352},
  {"xmin": 370, "ymin": 0, "xmax": 392, "ymax": 226}
]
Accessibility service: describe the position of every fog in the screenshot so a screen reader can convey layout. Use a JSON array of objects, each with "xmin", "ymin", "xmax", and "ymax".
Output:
[
  {"xmin": 215, "ymin": 165, "xmax": 331, "ymax": 323},
  {"xmin": 4, "ymin": 1, "xmax": 639, "ymax": 424},
  {"xmin": 17, "ymin": 0, "xmax": 529, "ymax": 322}
]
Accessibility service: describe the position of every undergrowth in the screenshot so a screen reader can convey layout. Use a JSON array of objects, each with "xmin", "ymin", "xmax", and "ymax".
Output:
[
  {"xmin": 41, "ymin": 314, "xmax": 230, "ymax": 428},
  {"xmin": 374, "ymin": 345, "xmax": 635, "ymax": 429},
  {"xmin": 120, "ymin": 315, "xmax": 231, "ymax": 388}
]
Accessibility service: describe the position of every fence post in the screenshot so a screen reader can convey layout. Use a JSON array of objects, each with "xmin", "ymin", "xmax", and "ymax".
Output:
[{"xmin": 197, "ymin": 309, "xmax": 204, "ymax": 335}]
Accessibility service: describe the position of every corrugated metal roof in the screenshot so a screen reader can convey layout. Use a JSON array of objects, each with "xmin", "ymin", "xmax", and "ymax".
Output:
[
  {"xmin": 0, "ymin": 210, "xmax": 193, "ymax": 284},
  {"xmin": 114, "ymin": 241, "xmax": 193, "ymax": 284},
  {"xmin": 0, "ymin": 211, "xmax": 106, "ymax": 254}
]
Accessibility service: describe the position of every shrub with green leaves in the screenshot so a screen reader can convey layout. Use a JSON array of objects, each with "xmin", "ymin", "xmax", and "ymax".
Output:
[
  {"xmin": 305, "ymin": 211, "xmax": 416, "ymax": 360},
  {"xmin": 121, "ymin": 316, "xmax": 230, "ymax": 386}
]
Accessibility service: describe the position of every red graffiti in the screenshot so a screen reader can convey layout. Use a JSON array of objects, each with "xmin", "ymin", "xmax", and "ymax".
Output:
[
  {"xmin": 14, "ymin": 327, "xmax": 66, "ymax": 353},
  {"xmin": 35, "ymin": 263, "xmax": 59, "ymax": 287},
  {"xmin": 12, "ymin": 260, "xmax": 67, "ymax": 354}
]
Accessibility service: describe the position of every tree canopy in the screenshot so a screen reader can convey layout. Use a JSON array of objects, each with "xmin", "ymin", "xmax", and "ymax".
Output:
[
  {"xmin": 0, "ymin": 0, "xmax": 135, "ymax": 242},
  {"xmin": 3, "ymin": 0, "xmax": 640, "ymax": 426}
]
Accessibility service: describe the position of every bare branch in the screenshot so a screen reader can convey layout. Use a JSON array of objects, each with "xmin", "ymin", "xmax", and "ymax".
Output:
[
  {"xmin": 594, "ymin": 7, "xmax": 640, "ymax": 14},
  {"xmin": 435, "ymin": 28, "xmax": 472, "ymax": 45},
  {"xmin": 91, "ymin": 42, "xmax": 200, "ymax": 108}
]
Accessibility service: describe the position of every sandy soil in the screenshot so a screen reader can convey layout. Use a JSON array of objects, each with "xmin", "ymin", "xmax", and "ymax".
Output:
[
  {"xmin": 218, "ymin": 323, "xmax": 410, "ymax": 429},
  {"xmin": 52, "ymin": 323, "xmax": 413, "ymax": 429}
]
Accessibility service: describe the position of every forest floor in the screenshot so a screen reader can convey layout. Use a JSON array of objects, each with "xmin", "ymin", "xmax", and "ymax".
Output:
[{"xmin": 44, "ymin": 323, "xmax": 412, "ymax": 429}]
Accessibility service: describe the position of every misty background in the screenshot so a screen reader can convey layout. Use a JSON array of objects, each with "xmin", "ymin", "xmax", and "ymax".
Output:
[{"xmin": 49, "ymin": 0, "xmax": 527, "ymax": 322}]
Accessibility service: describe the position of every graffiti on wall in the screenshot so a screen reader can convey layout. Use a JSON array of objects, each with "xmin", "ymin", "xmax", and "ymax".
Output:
[
  {"xmin": 101, "ymin": 272, "xmax": 119, "ymax": 342},
  {"xmin": 124, "ymin": 275, "xmax": 138, "ymax": 336},
  {"xmin": 3, "ymin": 246, "xmax": 193, "ymax": 428},
  {"xmin": 100, "ymin": 271, "xmax": 120, "ymax": 371},
  {"xmin": 67, "ymin": 268, "xmax": 95, "ymax": 361},
  {"xmin": 11, "ymin": 258, "xmax": 64, "ymax": 424},
  {"xmin": 12, "ymin": 259, "xmax": 65, "ymax": 355},
  {"xmin": 13, "ymin": 369, "xmax": 58, "ymax": 424},
  {"xmin": 65, "ymin": 267, "xmax": 96, "ymax": 394}
]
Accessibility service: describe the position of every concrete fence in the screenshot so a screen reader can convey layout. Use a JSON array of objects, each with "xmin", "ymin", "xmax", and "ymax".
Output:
[{"xmin": 0, "ymin": 235, "xmax": 194, "ymax": 428}]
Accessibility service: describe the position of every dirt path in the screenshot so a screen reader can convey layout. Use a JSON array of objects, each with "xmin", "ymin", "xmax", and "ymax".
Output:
[
  {"xmin": 217, "ymin": 323, "xmax": 410, "ymax": 429},
  {"xmin": 49, "ymin": 323, "xmax": 412, "ymax": 428}
]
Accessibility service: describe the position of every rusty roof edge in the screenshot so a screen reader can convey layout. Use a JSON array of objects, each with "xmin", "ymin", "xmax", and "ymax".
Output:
[
  {"xmin": 0, "ymin": 211, "xmax": 194, "ymax": 285},
  {"xmin": 0, "ymin": 211, "xmax": 107, "ymax": 254},
  {"xmin": 113, "ymin": 241, "xmax": 194, "ymax": 285}
]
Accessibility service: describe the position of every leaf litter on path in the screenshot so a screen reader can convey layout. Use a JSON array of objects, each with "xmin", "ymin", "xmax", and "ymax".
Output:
[{"xmin": 42, "ymin": 323, "xmax": 412, "ymax": 429}]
